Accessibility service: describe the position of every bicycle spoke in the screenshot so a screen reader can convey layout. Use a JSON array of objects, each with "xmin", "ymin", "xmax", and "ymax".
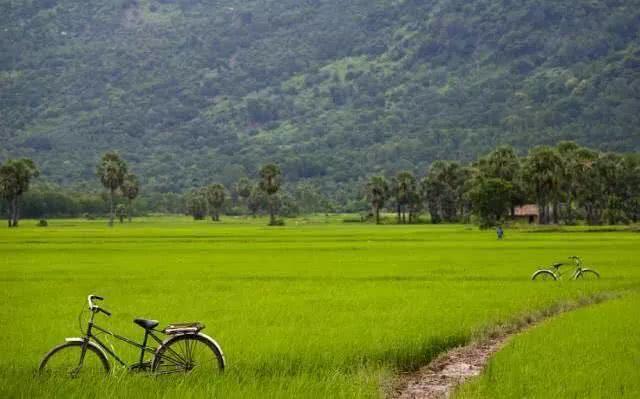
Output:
[{"xmin": 154, "ymin": 336, "xmax": 222, "ymax": 375}]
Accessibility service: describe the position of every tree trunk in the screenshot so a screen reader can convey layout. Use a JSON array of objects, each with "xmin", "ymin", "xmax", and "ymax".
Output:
[
  {"xmin": 108, "ymin": 190, "xmax": 114, "ymax": 227},
  {"xmin": 565, "ymin": 195, "xmax": 573, "ymax": 225},
  {"xmin": 374, "ymin": 206, "xmax": 380, "ymax": 225},
  {"xmin": 128, "ymin": 198, "xmax": 132, "ymax": 223},
  {"xmin": 269, "ymin": 196, "xmax": 275, "ymax": 225},
  {"xmin": 537, "ymin": 200, "xmax": 546, "ymax": 224},
  {"xmin": 7, "ymin": 198, "xmax": 14, "ymax": 227},
  {"xmin": 396, "ymin": 203, "xmax": 401, "ymax": 224},
  {"xmin": 552, "ymin": 202, "xmax": 559, "ymax": 224},
  {"xmin": 10, "ymin": 197, "xmax": 19, "ymax": 227}
]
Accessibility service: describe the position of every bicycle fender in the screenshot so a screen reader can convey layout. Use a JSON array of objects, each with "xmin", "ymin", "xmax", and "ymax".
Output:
[
  {"xmin": 197, "ymin": 332, "xmax": 226, "ymax": 368},
  {"xmin": 64, "ymin": 337, "xmax": 110, "ymax": 361},
  {"xmin": 156, "ymin": 333, "xmax": 226, "ymax": 369}
]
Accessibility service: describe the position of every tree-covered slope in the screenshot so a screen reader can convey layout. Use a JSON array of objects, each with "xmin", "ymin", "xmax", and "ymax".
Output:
[{"xmin": 2, "ymin": 0, "xmax": 639, "ymax": 192}]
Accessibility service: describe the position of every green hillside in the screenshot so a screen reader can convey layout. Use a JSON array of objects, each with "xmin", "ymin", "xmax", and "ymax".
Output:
[{"xmin": 2, "ymin": 0, "xmax": 639, "ymax": 193}]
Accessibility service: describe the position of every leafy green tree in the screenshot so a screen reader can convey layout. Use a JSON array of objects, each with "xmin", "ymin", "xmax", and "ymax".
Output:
[
  {"xmin": 115, "ymin": 204, "xmax": 127, "ymax": 223},
  {"xmin": 120, "ymin": 173, "xmax": 139, "ymax": 223},
  {"xmin": 365, "ymin": 176, "xmax": 388, "ymax": 224},
  {"xmin": 478, "ymin": 145, "xmax": 524, "ymax": 216},
  {"xmin": 620, "ymin": 154, "xmax": 640, "ymax": 223},
  {"xmin": 522, "ymin": 146, "xmax": 563, "ymax": 224},
  {"xmin": 185, "ymin": 188, "xmax": 208, "ymax": 220},
  {"xmin": 422, "ymin": 161, "xmax": 465, "ymax": 223},
  {"xmin": 469, "ymin": 177, "xmax": 513, "ymax": 227},
  {"xmin": 97, "ymin": 152, "xmax": 128, "ymax": 227},
  {"xmin": 598, "ymin": 153, "xmax": 625, "ymax": 225},
  {"xmin": 247, "ymin": 185, "xmax": 267, "ymax": 217},
  {"xmin": 390, "ymin": 171, "xmax": 417, "ymax": 223},
  {"xmin": 556, "ymin": 141, "xmax": 583, "ymax": 224},
  {"xmin": 259, "ymin": 164, "xmax": 282, "ymax": 225},
  {"xmin": 205, "ymin": 183, "xmax": 226, "ymax": 221},
  {"xmin": 235, "ymin": 177, "xmax": 252, "ymax": 208},
  {"xmin": 573, "ymin": 148, "xmax": 605, "ymax": 225},
  {"xmin": 0, "ymin": 158, "xmax": 39, "ymax": 227}
]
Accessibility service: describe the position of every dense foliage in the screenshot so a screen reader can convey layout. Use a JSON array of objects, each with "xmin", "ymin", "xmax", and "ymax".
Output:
[
  {"xmin": 2, "ymin": 0, "xmax": 639, "ymax": 200},
  {"xmin": 364, "ymin": 142, "xmax": 640, "ymax": 226}
]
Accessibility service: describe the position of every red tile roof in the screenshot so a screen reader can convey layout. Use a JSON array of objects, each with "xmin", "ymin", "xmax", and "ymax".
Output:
[{"xmin": 514, "ymin": 204, "xmax": 539, "ymax": 216}]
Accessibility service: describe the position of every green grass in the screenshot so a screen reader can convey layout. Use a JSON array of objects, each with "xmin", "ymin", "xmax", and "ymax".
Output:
[
  {"xmin": 455, "ymin": 293, "xmax": 640, "ymax": 398},
  {"xmin": 0, "ymin": 217, "xmax": 639, "ymax": 398}
]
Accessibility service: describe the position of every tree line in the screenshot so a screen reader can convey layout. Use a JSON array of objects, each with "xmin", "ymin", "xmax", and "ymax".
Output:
[
  {"xmin": 185, "ymin": 164, "xmax": 286, "ymax": 226},
  {"xmin": 2, "ymin": 143, "xmax": 639, "ymax": 228},
  {"xmin": 364, "ymin": 142, "xmax": 640, "ymax": 227},
  {"xmin": 1, "ymin": 152, "xmax": 141, "ymax": 227}
]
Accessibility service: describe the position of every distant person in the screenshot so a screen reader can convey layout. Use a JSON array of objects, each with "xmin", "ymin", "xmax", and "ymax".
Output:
[{"xmin": 496, "ymin": 225, "xmax": 504, "ymax": 240}]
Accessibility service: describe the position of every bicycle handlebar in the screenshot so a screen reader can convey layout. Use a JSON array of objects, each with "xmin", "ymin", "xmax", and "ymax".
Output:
[
  {"xmin": 87, "ymin": 294, "xmax": 110, "ymax": 316},
  {"xmin": 568, "ymin": 256, "xmax": 583, "ymax": 266},
  {"xmin": 97, "ymin": 307, "xmax": 111, "ymax": 317}
]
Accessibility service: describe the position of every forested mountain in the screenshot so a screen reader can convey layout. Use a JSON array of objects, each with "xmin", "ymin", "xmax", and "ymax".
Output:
[{"xmin": 2, "ymin": 0, "xmax": 640, "ymax": 196}]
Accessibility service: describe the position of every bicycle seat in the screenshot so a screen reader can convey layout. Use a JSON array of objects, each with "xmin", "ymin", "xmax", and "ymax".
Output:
[
  {"xmin": 552, "ymin": 263, "xmax": 564, "ymax": 268},
  {"xmin": 134, "ymin": 318, "xmax": 159, "ymax": 330}
]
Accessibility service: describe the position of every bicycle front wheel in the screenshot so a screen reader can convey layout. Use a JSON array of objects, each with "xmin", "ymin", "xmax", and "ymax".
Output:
[
  {"xmin": 531, "ymin": 270, "xmax": 557, "ymax": 281},
  {"xmin": 575, "ymin": 269, "xmax": 600, "ymax": 280},
  {"xmin": 152, "ymin": 334, "xmax": 224, "ymax": 375},
  {"xmin": 39, "ymin": 341, "xmax": 110, "ymax": 377}
]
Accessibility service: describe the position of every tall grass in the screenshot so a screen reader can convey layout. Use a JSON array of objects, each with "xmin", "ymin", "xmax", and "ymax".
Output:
[
  {"xmin": 455, "ymin": 294, "xmax": 640, "ymax": 398},
  {"xmin": 0, "ymin": 217, "xmax": 638, "ymax": 397}
]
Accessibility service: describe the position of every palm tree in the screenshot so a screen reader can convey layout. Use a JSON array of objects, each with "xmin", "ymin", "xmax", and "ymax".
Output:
[
  {"xmin": 522, "ymin": 146, "xmax": 563, "ymax": 224},
  {"xmin": 423, "ymin": 161, "xmax": 465, "ymax": 223},
  {"xmin": 259, "ymin": 164, "xmax": 282, "ymax": 225},
  {"xmin": 186, "ymin": 187, "xmax": 208, "ymax": 220},
  {"xmin": 206, "ymin": 184, "xmax": 226, "ymax": 221},
  {"xmin": 97, "ymin": 152, "xmax": 128, "ymax": 227},
  {"xmin": 0, "ymin": 158, "xmax": 39, "ymax": 227},
  {"xmin": 396, "ymin": 172, "xmax": 417, "ymax": 223},
  {"xmin": 235, "ymin": 177, "xmax": 252, "ymax": 208},
  {"xmin": 365, "ymin": 176, "xmax": 388, "ymax": 224},
  {"xmin": 120, "ymin": 173, "xmax": 139, "ymax": 223},
  {"xmin": 480, "ymin": 145, "xmax": 523, "ymax": 217}
]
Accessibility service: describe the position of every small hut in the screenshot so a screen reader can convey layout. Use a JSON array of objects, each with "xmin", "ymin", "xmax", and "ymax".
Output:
[{"xmin": 513, "ymin": 204, "xmax": 539, "ymax": 224}]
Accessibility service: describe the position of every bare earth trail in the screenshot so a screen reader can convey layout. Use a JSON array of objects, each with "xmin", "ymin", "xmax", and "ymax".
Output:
[{"xmin": 391, "ymin": 293, "xmax": 617, "ymax": 399}]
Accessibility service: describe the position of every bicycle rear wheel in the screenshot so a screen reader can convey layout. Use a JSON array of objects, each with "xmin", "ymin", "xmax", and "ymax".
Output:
[
  {"xmin": 531, "ymin": 270, "xmax": 557, "ymax": 281},
  {"xmin": 152, "ymin": 334, "xmax": 224, "ymax": 375},
  {"xmin": 39, "ymin": 341, "xmax": 110, "ymax": 377},
  {"xmin": 575, "ymin": 269, "xmax": 600, "ymax": 280}
]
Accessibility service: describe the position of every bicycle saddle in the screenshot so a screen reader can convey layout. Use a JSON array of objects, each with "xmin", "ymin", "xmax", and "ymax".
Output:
[
  {"xmin": 552, "ymin": 262, "xmax": 564, "ymax": 268},
  {"xmin": 134, "ymin": 318, "xmax": 159, "ymax": 330}
]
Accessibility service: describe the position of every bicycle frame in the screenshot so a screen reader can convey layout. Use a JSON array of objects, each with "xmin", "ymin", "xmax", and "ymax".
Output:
[
  {"xmin": 551, "ymin": 258, "xmax": 588, "ymax": 279},
  {"xmin": 79, "ymin": 310, "xmax": 164, "ymax": 369}
]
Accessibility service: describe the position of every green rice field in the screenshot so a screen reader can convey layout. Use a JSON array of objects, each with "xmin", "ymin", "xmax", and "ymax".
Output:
[
  {"xmin": 456, "ymin": 293, "xmax": 640, "ymax": 398},
  {"xmin": 1, "ymin": 216, "xmax": 638, "ymax": 398}
]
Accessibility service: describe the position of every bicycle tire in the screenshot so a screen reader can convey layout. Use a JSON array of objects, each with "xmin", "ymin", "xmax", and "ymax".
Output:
[
  {"xmin": 152, "ymin": 333, "xmax": 224, "ymax": 375},
  {"xmin": 531, "ymin": 270, "xmax": 557, "ymax": 281},
  {"xmin": 39, "ymin": 341, "xmax": 110, "ymax": 377},
  {"xmin": 575, "ymin": 268, "xmax": 600, "ymax": 280}
]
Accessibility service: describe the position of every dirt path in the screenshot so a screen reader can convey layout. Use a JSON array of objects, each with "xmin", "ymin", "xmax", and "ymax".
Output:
[{"xmin": 391, "ymin": 293, "xmax": 616, "ymax": 399}]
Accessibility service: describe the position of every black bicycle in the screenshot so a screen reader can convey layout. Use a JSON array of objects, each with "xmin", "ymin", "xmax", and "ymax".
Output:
[
  {"xmin": 531, "ymin": 256, "xmax": 600, "ymax": 281},
  {"xmin": 39, "ymin": 295, "xmax": 225, "ymax": 377}
]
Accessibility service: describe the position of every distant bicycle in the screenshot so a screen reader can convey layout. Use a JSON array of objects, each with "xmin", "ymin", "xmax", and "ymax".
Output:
[
  {"xmin": 39, "ymin": 295, "xmax": 225, "ymax": 377},
  {"xmin": 531, "ymin": 256, "xmax": 600, "ymax": 281}
]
